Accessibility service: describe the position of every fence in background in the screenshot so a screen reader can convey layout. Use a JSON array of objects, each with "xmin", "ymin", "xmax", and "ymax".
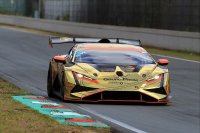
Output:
[
  {"xmin": 0, "ymin": 0, "xmax": 199, "ymax": 32},
  {"xmin": 0, "ymin": 15, "xmax": 199, "ymax": 53},
  {"xmin": 0, "ymin": 0, "xmax": 26, "ymax": 15}
]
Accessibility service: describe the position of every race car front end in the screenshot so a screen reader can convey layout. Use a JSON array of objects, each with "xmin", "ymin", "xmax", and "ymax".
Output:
[
  {"xmin": 47, "ymin": 38, "xmax": 171, "ymax": 104},
  {"xmin": 63, "ymin": 63, "xmax": 170, "ymax": 104}
]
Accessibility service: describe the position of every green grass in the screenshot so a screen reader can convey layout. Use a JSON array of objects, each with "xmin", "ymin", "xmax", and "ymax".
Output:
[
  {"xmin": 0, "ymin": 79, "xmax": 111, "ymax": 133},
  {"xmin": 145, "ymin": 47, "xmax": 200, "ymax": 61}
]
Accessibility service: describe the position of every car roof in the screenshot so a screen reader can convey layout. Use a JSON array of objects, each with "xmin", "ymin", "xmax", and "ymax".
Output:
[{"xmin": 75, "ymin": 43, "xmax": 147, "ymax": 53}]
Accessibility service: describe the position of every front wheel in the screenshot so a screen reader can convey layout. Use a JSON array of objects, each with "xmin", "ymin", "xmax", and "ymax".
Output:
[
  {"xmin": 47, "ymin": 59, "xmax": 66, "ymax": 100},
  {"xmin": 57, "ymin": 63, "xmax": 66, "ymax": 101},
  {"xmin": 47, "ymin": 61, "xmax": 54, "ymax": 97}
]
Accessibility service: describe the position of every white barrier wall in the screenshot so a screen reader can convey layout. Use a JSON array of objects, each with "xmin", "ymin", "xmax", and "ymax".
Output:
[{"xmin": 0, "ymin": 15, "xmax": 199, "ymax": 53}]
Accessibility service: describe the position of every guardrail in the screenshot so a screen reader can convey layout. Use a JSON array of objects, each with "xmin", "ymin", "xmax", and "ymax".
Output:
[{"xmin": 0, "ymin": 15, "xmax": 199, "ymax": 53}]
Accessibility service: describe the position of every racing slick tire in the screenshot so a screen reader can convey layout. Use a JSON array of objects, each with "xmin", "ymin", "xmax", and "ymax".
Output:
[
  {"xmin": 47, "ymin": 59, "xmax": 66, "ymax": 100},
  {"xmin": 57, "ymin": 62, "xmax": 66, "ymax": 101},
  {"xmin": 47, "ymin": 60, "xmax": 54, "ymax": 97}
]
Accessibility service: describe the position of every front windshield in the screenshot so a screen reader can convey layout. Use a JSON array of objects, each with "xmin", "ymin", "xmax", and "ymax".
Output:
[{"xmin": 74, "ymin": 50, "xmax": 155, "ymax": 65}]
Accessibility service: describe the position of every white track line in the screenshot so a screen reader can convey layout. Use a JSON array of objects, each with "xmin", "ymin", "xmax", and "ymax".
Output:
[
  {"xmin": 152, "ymin": 54, "xmax": 200, "ymax": 63},
  {"xmin": 77, "ymin": 105, "xmax": 147, "ymax": 133}
]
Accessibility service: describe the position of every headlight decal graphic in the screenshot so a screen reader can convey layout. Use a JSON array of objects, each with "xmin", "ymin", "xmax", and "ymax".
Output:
[
  {"xmin": 145, "ymin": 74, "xmax": 162, "ymax": 84},
  {"xmin": 74, "ymin": 72, "xmax": 99, "ymax": 84}
]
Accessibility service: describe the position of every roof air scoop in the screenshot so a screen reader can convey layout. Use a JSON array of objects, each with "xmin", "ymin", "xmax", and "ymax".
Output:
[{"xmin": 98, "ymin": 38, "xmax": 111, "ymax": 43}]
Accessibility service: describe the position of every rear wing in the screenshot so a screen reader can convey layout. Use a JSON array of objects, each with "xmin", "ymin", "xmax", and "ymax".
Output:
[{"xmin": 49, "ymin": 37, "xmax": 142, "ymax": 48}]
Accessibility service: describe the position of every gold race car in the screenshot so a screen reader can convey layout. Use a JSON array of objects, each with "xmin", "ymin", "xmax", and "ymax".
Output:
[{"xmin": 47, "ymin": 37, "xmax": 170, "ymax": 104}]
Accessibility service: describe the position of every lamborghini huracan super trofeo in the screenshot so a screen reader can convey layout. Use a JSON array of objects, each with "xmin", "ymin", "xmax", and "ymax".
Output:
[{"xmin": 47, "ymin": 37, "xmax": 170, "ymax": 104}]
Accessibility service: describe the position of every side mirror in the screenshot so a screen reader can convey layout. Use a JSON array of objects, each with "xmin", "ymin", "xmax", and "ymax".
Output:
[
  {"xmin": 157, "ymin": 59, "xmax": 169, "ymax": 66},
  {"xmin": 53, "ymin": 55, "xmax": 66, "ymax": 64}
]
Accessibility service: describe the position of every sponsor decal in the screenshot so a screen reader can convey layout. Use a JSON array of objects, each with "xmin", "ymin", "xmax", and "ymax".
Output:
[
  {"xmin": 12, "ymin": 96, "xmax": 109, "ymax": 128},
  {"xmin": 108, "ymin": 81, "xmax": 137, "ymax": 86},
  {"xmin": 76, "ymin": 51, "xmax": 86, "ymax": 57},
  {"xmin": 103, "ymin": 77, "xmax": 138, "ymax": 82}
]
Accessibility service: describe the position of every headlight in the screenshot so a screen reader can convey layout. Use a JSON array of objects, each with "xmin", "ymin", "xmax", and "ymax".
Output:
[
  {"xmin": 75, "ymin": 72, "xmax": 99, "ymax": 84},
  {"xmin": 76, "ymin": 73, "xmax": 84, "ymax": 78},
  {"xmin": 145, "ymin": 74, "xmax": 162, "ymax": 84},
  {"xmin": 76, "ymin": 73, "xmax": 93, "ymax": 80},
  {"xmin": 147, "ymin": 75, "xmax": 161, "ymax": 81}
]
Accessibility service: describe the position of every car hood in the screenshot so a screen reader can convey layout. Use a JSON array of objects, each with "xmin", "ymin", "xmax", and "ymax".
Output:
[
  {"xmin": 70, "ymin": 63, "xmax": 162, "ymax": 82},
  {"xmin": 67, "ymin": 63, "xmax": 167, "ymax": 98}
]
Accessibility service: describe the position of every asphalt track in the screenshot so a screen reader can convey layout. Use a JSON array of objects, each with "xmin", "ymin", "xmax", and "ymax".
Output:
[{"xmin": 0, "ymin": 27, "xmax": 199, "ymax": 133}]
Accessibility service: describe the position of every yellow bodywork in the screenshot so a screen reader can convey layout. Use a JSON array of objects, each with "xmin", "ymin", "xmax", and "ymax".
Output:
[
  {"xmin": 48, "ymin": 40, "xmax": 170, "ymax": 103},
  {"xmin": 63, "ymin": 62, "xmax": 170, "ymax": 102}
]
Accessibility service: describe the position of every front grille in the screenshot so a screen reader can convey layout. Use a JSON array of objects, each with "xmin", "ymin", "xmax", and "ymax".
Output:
[
  {"xmin": 146, "ymin": 87, "xmax": 166, "ymax": 94},
  {"xmin": 82, "ymin": 91, "xmax": 157, "ymax": 102},
  {"xmin": 102, "ymin": 91, "xmax": 141, "ymax": 100},
  {"xmin": 71, "ymin": 85, "xmax": 96, "ymax": 93}
]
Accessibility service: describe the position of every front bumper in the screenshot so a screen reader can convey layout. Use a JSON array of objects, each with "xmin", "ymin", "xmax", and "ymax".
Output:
[{"xmin": 67, "ymin": 90, "xmax": 170, "ymax": 104}]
